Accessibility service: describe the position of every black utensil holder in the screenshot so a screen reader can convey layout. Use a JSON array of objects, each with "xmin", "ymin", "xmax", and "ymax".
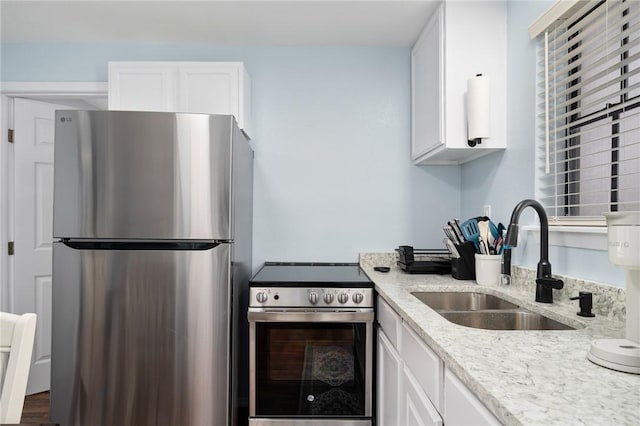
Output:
[{"xmin": 451, "ymin": 241, "xmax": 476, "ymax": 280}]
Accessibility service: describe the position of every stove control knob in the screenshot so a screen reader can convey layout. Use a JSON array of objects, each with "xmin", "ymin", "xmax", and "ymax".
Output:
[
  {"xmin": 323, "ymin": 293, "xmax": 334, "ymax": 304},
  {"xmin": 352, "ymin": 293, "xmax": 364, "ymax": 304},
  {"xmin": 309, "ymin": 291, "xmax": 319, "ymax": 304},
  {"xmin": 338, "ymin": 293, "xmax": 349, "ymax": 304},
  {"xmin": 256, "ymin": 292, "xmax": 268, "ymax": 303}
]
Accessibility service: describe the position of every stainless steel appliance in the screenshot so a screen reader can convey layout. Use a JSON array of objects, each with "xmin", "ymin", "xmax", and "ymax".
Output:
[
  {"xmin": 248, "ymin": 263, "xmax": 374, "ymax": 426},
  {"xmin": 51, "ymin": 111, "xmax": 253, "ymax": 426}
]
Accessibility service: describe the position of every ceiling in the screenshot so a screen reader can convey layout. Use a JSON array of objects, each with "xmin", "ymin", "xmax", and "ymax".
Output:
[{"xmin": 1, "ymin": 1, "xmax": 441, "ymax": 47}]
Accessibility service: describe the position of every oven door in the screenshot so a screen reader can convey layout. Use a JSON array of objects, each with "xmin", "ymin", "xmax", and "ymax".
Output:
[{"xmin": 248, "ymin": 309, "xmax": 373, "ymax": 425}]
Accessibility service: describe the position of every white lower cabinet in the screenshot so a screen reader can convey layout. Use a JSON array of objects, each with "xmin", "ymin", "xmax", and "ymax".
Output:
[
  {"xmin": 376, "ymin": 296, "xmax": 500, "ymax": 426},
  {"xmin": 402, "ymin": 366, "xmax": 443, "ymax": 426},
  {"xmin": 377, "ymin": 329, "xmax": 402, "ymax": 426},
  {"xmin": 401, "ymin": 322, "xmax": 443, "ymax": 412},
  {"xmin": 444, "ymin": 368, "xmax": 500, "ymax": 426},
  {"xmin": 377, "ymin": 297, "xmax": 442, "ymax": 426}
]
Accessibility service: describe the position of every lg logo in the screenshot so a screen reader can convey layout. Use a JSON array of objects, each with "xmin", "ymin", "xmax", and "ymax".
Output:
[
  {"xmin": 60, "ymin": 117, "xmax": 73, "ymax": 122},
  {"xmin": 609, "ymin": 241, "xmax": 630, "ymax": 248}
]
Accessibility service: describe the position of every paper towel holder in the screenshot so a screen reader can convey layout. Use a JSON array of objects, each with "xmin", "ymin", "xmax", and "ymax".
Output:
[
  {"xmin": 467, "ymin": 73, "xmax": 490, "ymax": 147},
  {"xmin": 467, "ymin": 136, "xmax": 482, "ymax": 147}
]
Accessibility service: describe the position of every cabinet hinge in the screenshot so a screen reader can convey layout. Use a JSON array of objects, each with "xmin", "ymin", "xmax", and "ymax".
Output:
[
  {"xmin": 8, "ymin": 241, "xmax": 14, "ymax": 255},
  {"xmin": 8, "ymin": 129, "xmax": 14, "ymax": 143}
]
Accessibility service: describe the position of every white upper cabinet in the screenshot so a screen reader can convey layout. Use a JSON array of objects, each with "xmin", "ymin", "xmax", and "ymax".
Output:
[
  {"xmin": 108, "ymin": 61, "xmax": 252, "ymax": 137},
  {"xmin": 412, "ymin": 5, "xmax": 444, "ymax": 163},
  {"xmin": 411, "ymin": 1, "xmax": 507, "ymax": 165}
]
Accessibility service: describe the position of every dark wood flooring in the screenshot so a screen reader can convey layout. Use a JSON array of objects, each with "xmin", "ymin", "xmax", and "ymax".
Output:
[
  {"xmin": 18, "ymin": 391, "xmax": 51, "ymax": 425},
  {"xmin": 16, "ymin": 392, "xmax": 248, "ymax": 426}
]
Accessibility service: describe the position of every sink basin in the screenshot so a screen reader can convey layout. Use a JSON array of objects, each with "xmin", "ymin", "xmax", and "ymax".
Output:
[
  {"xmin": 411, "ymin": 291, "xmax": 519, "ymax": 311},
  {"xmin": 411, "ymin": 291, "xmax": 575, "ymax": 331},
  {"xmin": 440, "ymin": 311, "xmax": 575, "ymax": 331}
]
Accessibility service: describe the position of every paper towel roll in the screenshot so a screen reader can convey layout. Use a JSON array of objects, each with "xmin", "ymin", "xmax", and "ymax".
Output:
[{"xmin": 467, "ymin": 74, "xmax": 491, "ymax": 142}]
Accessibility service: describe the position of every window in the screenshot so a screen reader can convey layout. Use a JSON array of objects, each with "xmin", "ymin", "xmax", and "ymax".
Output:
[{"xmin": 536, "ymin": 0, "xmax": 640, "ymax": 225}]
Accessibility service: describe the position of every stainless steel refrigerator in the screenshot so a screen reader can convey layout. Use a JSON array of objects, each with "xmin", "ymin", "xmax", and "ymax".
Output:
[{"xmin": 51, "ymin": 110, "xmax": 253, "ymax": 426}]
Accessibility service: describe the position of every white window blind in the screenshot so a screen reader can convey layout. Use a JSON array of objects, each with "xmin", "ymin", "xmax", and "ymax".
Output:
[{"xmin": 537, "ymin": 0, "xmax": 640, "ymax": 225}]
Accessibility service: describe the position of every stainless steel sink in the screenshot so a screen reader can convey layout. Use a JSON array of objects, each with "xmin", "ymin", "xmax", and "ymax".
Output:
[
  {"xmin": 411, "ymin": 291, "xmax": 519, "ymax": 311},
  {"xmin": 440, "ymin": 311, "xmax": 574, "ymax": 331},
  {"xmin": 410, "ymin": 291, "xmax": 575, "ymax": 331}
]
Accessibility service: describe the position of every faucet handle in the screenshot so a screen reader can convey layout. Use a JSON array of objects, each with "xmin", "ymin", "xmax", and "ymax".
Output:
[{"xmin": 535, "ymin": 277, "xmax": 564, "ymax": 290}]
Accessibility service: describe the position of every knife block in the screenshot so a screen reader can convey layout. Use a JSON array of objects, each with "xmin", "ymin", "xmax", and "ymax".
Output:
[{"xmin": 451, "ymin": 241, "xmax": 476, "ymax": 280}]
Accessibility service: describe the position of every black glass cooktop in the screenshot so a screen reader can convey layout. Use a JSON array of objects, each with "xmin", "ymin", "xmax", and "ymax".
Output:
[{"xmin": 250, "ymin": 262, "xmax": 372, "ymax": 287}]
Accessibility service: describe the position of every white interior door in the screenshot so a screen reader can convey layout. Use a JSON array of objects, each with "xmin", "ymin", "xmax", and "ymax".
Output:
[{"xmin": 13, "ymin": 98, "xmax": 78, "ymax": 394}]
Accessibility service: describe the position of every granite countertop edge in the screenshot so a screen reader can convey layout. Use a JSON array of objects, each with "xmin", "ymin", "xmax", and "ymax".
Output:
[{"xmin": 359, "ymin": 252, "xmax": 638, "ymax": 426}]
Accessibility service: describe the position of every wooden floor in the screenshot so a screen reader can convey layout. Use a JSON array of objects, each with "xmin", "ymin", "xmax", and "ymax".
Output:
[
  {"xmin": 20, "ymin": 391, "xmax": 51, "ymax": 425},
  {"xmin": 18, "ymin": 392, "xmax": 248, "ymax": 425}
]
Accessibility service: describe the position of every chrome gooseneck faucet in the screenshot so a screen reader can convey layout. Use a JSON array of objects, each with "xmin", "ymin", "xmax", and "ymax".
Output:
[{"xmin": 504, "ymin": 199, "xmax": 564, "ymax": 303}]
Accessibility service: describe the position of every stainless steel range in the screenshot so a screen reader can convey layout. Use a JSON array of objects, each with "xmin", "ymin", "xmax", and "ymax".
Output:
[{"xmin": 248, "ymin": 263, "xmax": 374, "ymax": 426}]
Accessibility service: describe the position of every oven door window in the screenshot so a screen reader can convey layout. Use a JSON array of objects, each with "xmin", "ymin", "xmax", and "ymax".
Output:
[{"xmin": 255, "ymin": 322, "xmax": 367, "ymax": 417}]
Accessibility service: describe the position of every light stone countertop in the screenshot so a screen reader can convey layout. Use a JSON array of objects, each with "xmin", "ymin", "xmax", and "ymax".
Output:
[{"xmin": 360, "ymin": 253, "xmax": 640, "ymax": 426}]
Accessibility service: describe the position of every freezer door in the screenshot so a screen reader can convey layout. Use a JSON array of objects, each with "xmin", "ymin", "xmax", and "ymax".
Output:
[
  {"xmin": 53, "ymin": 110, "xmax": 249, "ymax": 240},
  {"xmin": 51, "ymin": 242, "xmax": 231, "ymax": 426}
]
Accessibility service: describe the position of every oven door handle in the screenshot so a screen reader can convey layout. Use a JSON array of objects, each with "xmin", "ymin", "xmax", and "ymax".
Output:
[{"xmin": 247, "ymin": 309, "xmax": 374, "ymax": 322}]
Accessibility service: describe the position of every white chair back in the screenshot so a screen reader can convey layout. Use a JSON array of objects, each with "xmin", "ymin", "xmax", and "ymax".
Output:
[{"xmin": 0, "ymin": 312, "xmax": 37, "ymax": 424}]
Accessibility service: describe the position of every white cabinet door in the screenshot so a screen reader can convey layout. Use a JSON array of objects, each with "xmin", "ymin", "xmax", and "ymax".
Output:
[
  {"xmin": 178, "ymin": 64, "xmax": 238, "ymax": 117},
  {"xmin": 401, "ymin": 322, "xmax": 443, "ymax": 412},
  {"xmin": 377, "ymin": 296, "xmax": 402, "ymax": 348},
  {"xmin": 108, "ymin": 62, "xmax": 252, "ymax": 136},
  {"xmin": 377, "ymin": 297, "xmax": 501, "ymax": 426},
  {"xmin": 444, "ymin": 368, "xmax": 500, "ymax": 426},
  {"xmin": 377, "ymin": 329, "xmax": 402, "ymax": 426},
  {"xmin": 411, "ymin": 1, "xmax": 507, "ymax": 165},
  {"xmin": 108, "ymin": 63, "xmax": 175, "ymax": 112},
  {"xmin": 177, "ymin": 63, "xmax": 252, "ymax": 135},
  {"xmin": 411, "ymin": 2, "xmax": 443, "ymax": 160},
  {"xmin": 402, "ymin": 366, "xmax": 443, "ymax": 426}
]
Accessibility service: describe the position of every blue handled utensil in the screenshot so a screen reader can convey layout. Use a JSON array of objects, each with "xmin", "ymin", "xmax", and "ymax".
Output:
[
  {"xmin": 485, "ymin": 220, "xmax": 498, "ymax": 254},
  {"xmin": 460, "ymin": 218, "xmax": 481, "ymax": 250},
  {"xmin": 489, "ymin": 220, "xmax": 499, "ymax": 240},
  {"xmin": 496, "ymin": 222, "xmax": 505, "ymax": 254}
]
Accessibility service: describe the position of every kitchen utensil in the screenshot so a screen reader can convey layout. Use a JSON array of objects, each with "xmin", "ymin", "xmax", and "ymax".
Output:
[
  {"xmin": 496, "ymin": 223, "xmax": 505, "ymax": 254},
  {"xmin": 487, "ymin": 220, "xmax": 499, "ymax": 252},
  {"xmin": 454, "ymin": 218, "xmax": 463, "ymax": 235},
  {"xmin": 478, "ymin": 221, "xmax": 490, "ymax": 254},
  {"xmin": 489, "ymin": 220, "xmax": 499, "ymax": 239},
  {"xmin": 443, "ymin": 226, "xmax": 457, "ymax": 244},
  {"xmin": 448, "ymin": 220, "xmax": 465, "ymax": 243},
  {"xmin": 444, "ymin": 238, "xmax": 460, "ymax": 258},
  {"xmin": 478, "ymin": 236, "xmax": 488, "ymax": 254},
  {"xmin": 460, "ymin": 218, "xmax": 481, "ymax": 250}
]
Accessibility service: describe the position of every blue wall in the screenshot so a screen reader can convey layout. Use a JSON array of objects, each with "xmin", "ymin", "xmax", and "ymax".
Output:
[
  {"xmin": 460, "ymin": 1, "xmax": 624, "ymax": 286},
  {"xmin": 2, "ymin": 2, "xmax": 624, "ymax": 286},
  {"xmin": 1, "ymin": 44, "xmax": 461, "ymax": 270}
]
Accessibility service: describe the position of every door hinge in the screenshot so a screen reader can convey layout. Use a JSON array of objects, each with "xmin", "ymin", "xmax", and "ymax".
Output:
[
  {"xmin": 8, "ymin": 241, "xmax": 14, "ymax": 255},
  {"xmin": 8, "ymin": 129, "xmax": 14, "ymax": 143}
]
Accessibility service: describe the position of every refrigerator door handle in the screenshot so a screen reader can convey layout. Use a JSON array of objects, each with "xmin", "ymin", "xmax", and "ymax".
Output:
[{"xmin": 61, "ymin": 240, "xmax": 224, "ymax": 251}]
